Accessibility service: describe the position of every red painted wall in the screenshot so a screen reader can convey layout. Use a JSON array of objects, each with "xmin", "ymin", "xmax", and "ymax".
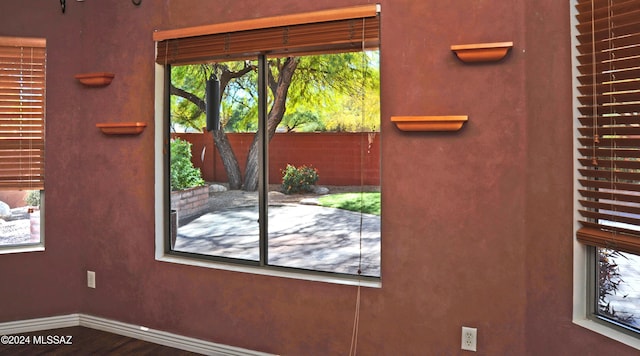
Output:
[
  {"xmin": 173, "ymin": 132, "xmax": 381, "ymax": 186},
  {"xmin": 0, "ymin": 1, "xmax": 636, "ymax": 355}
]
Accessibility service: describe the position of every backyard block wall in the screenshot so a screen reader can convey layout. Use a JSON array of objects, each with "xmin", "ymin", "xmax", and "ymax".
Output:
[{"xmin": 172, "ymin": 132, "xmax": 381, "ymax": 186}]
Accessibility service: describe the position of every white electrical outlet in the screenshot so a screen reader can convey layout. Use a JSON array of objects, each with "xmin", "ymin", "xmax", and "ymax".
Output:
[
  {"xmin": 87, "ymin": 271, "xmax": 96, "ymax": 288},
  {"xmin": 461, "ymin": 326, "xmax": 477, "ymax": 352}
]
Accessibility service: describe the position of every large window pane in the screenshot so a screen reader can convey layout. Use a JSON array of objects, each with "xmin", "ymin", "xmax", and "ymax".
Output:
[
  {"xmin": 169, "ymin": 60, "xmax": 260, "ymax": 262},
  {"xmin": 165, "ymin": 52, "xmax": 380, "ymax": 277},
  {"xmin": 266, "ymin": 52, "xmax": 380, "ymax": 276}
]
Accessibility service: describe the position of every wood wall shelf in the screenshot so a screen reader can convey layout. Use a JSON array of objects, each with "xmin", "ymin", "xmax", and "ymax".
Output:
[
  {"xmin": 450, "ymin": 42, "xmax": 513, "ymax": 63},
  {"xmin": 74, "ymin": 72, "xmax": 115, "ymax": 86},
  {"xmin": 96, "ymin": 122, "xmax": 147, "ymax": 135},
  {"xmin": 391, "ymin": 116, "xmax": 468, "ymax": 132}
]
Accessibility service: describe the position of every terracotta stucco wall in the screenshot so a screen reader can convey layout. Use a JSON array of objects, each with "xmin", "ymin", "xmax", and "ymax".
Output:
[{"xmin": 0, "ymin": 0, "xmax": 636, "ymax": 354}]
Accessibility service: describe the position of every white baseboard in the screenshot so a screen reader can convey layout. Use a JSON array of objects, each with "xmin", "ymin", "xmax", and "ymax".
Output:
[
  {"xmin": 0, "ymin": 314, "xmax": 273, "ymax": 356},
  {"xmin": 0, "ymin": 314, "xmax": 80, "ymax": 335}
]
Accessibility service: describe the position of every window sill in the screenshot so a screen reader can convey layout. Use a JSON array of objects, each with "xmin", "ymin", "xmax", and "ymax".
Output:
[
  {"xmin": 156, "ymin": 253, "xmax": 381, "ymax": 288},
  {"xmin": 0, "ymin": 244, "xmax": 44, "ymax": 255},
  {"xmin": 573, "ymin": 238, "xmax": 640, "ymax": 350},
  {"xmin": 572, "ymin": 318, "xmax": 640, "ymax": 350}
]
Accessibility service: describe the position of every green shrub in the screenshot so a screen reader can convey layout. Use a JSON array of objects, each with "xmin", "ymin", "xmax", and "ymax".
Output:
[
  {"xmin": 281, "ymin": 164, "xmax": 319, "ymax": 194},
  {"xmin": 25, "ymin": 190, "xmax": 41, "ymax": 207},
  {"xmin": 170, "ymin": 138, "xmax": 205, "ymax": 191}
]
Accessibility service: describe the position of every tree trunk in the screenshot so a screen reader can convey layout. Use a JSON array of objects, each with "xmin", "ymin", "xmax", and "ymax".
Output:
[
  {"xmin": 242, "ymin": 136, "xmax": 260, "ymax": 191},
  {"xmin": 242, "ymin": 57, "xmax": 299, "ymax": 191},
  {"xmin": 213, "ymin": 130, "xmax": 242, "ymax": 190}
]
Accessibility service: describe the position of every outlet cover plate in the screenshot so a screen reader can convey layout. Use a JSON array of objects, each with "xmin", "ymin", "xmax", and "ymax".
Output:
[
  {"xmin": 462, "ymin": 326, "xmax": 477, "ymax": 351},
  {"xmin": 87, "ymin": 271, "xmax": 96, "ymax": 289}
]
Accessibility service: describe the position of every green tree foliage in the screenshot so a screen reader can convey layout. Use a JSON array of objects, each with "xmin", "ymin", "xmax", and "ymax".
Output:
[
  {"xmin": 285, "ymin": 51, "xmax": 379, "ymax": 132},
  {"xmin": 280, "ymin": 109, "xmax": 323, "ymax": 132},
  {"xmin": 170, "ymin": 51, "xmax": 379, "ymax": 133},
  {"xmin": 170, "ymin": 62, "xmax": 259, "ymax": 132},
  {"xmin": 170, "ymin": 65, "xmax": 207, "ymax": 131}
]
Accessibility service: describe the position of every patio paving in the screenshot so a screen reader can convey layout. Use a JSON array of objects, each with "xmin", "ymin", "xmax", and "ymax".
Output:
[{"xmin": 174, "ymin": 203, "xmax": 381, "ymax": 277}]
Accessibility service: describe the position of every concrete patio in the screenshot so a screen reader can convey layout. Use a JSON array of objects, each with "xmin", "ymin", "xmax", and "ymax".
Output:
[{"xmin": 173, "ymin": 203, "xmax": 381, "ymax": 277}]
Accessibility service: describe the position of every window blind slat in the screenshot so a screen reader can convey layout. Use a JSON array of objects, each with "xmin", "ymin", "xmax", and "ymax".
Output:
[
  {"xmin": 578, "ymin": 158, "xmax": 640, "ymax": 170},
  {"xmin": 577, "ymin": 80, "xmax": 640, "ymax": 97},
  {"xmin": 578, "ymin": 147, "xmax": 640, "ymax": 158},
  {"xmin": 578, "ymin": 78, "xmax": 640, "ymax": 95},
  {"xmin": 578, "ymin": 90, "xmax": 640, "ymax": 105},
  {"xmin": 577, "ymin": 66, "xmax": 640, "ymax": 84},
  {"xmin": 579, "ymin": 209, "xmax": 640, "ymax": 230},
  {"xmin": 578, "ymin": 136, "xmax": 640, "ymax": 150},
  {"xmin": 579, "ymin": 167, "xmax": 640, "ymax": 182},
  {"xmin": 0, "ymin": 167, "xmax": 44, "ymax": 174},
  {"xmin": 580, "ymin": 189, "xmax": 640, "ymax": 204},
  {"xmin": 578, "ymin": 124, "xmax": 640, "ymax": 136},
  {"xmin": 581, "ymin": 199, "xmax": 640, "ymax": 217},
  {"xmin": 580, "ymin": 179, "xmax": 640, "ymax": 192},
  {"xmin": 577, "ymin": 100, "xmax": 640, "ymax": 114}
]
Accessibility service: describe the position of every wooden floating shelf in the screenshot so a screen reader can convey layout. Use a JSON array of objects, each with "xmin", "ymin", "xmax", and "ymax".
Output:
[
  {"xmin": 450, "ymin": 42, "xmax": 513, "ymax": 63},
  {"xmin": 74, "ymin": 72, "xmax": 115, "ymax": 86},
  {"xmin": 96, "ymin": 122, "xmax": 147, "ymax": 135},
  {"xmin": 391, "ymin": 116, "xmax": 468, "ymax": 132}
]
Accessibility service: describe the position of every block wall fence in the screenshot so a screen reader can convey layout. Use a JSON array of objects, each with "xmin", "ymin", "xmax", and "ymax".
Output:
[{"xmin": 172, "ymin": 132, "xmax": 381, "ymax": 186}]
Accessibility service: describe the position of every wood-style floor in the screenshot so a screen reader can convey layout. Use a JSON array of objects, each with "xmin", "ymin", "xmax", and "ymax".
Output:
[{"xmin": 0, "ymin": 326, "xmax": 202, "ymax": 355}]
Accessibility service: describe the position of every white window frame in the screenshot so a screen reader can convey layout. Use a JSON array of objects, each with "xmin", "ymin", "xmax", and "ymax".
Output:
[
  {"xmin": 570, "ymin": 0, "xmax": 640, "ymax": 349},
  {"xmin": 153, "ymin": 62, "xmax": 381, "ymax": 288},
  {"xmin": 0, "ymin": 36, "xmax": 46, "ymax": 255}
]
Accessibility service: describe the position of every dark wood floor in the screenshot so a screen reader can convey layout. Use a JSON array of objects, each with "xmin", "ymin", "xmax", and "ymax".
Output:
[{"xmin": 0, "ymin": 326, "xmax": 202, "ymax": 355}]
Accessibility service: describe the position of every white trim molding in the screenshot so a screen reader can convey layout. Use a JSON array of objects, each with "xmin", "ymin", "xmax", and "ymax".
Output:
[
  {"xmin": 0, "ymin": 314, "xmax": 273, "ymax": 356},
  {"xmin": 153, "ymin": 62, "xmax": 381, "ymax": 289},
  {"xmin": 0, "ymin": 314, "xmax": 79, "ymax": 335}
]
